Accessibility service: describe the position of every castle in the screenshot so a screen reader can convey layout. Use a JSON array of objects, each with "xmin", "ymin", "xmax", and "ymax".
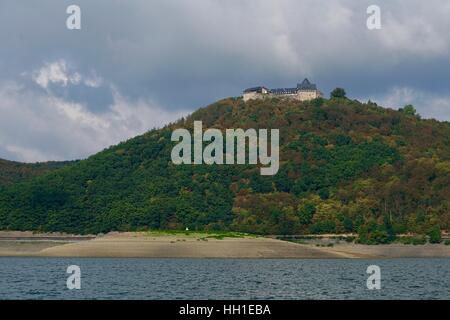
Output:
[{"xmin": 243, "ymin": 78, "xmax": 323, "ymax": 102}]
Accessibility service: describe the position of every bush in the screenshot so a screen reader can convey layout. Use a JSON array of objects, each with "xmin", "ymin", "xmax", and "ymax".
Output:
[
  {"xmin": 412, "ymin": 236, "xmax": 427, "ymax": 245},
  {"xmin": 309, "ymin": 220, "xmax": 336, "ymax": 234},
  {"xmin": 345, "ymin": 236, "xmax": 355, "ymax": 243},
  {"xmin": 444, "ymin": 240, "xmax": 450, "ymax": 245},
  {"xmin": 399, "ymin": 236, "xmax": 427, "ymax": 245},
  {"xmin": 371, "ymin": 230, "xmax": 390, "ymax": 244},
  {"xmin": 428, "ymin": 226, "xmax": 442, "ymax": 244},
  {"xmin": 311, "ymin": 97, "xmax": 325, "ymax": 107},
  {"xmin": 357, "ymin": 222, "xmax": 395, "ymax": 245}
]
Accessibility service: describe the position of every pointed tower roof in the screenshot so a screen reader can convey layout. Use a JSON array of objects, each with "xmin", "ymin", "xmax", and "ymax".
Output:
[{"xmin": 297, "ymin": 78, "xmax": 317, "ymax": 90}]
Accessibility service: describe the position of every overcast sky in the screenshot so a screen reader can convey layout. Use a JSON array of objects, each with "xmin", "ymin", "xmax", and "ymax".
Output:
[{"xmin": 1, "ymin": 0, "xmax": 450, "ymax": 162}]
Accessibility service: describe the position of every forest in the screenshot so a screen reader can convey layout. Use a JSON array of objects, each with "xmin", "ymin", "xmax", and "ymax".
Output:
[{"xmin": 0, "ymin": 94, "xmax": 449, "ymax": 244}]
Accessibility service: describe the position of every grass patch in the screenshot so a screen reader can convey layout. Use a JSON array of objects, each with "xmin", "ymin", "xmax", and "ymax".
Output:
[
  {"xmin": 142, "ymin": 229, "xmax": 257, "ymax": 240},
  {"xmin": 397, "ymin": 236, "xmax": 427, "ymax": 245}
]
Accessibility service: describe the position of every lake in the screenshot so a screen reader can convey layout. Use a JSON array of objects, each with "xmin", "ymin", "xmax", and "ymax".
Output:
[{"xmin": 0, "ymin": 258, "xmax": 448, "ymax": 299}]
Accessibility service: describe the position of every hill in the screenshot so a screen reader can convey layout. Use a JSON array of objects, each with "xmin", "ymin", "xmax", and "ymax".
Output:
[
  {"xmin": 0, "ymin": 96, "xmax": 449, "ymax": 243},
  {"xmin": 0, "ymin": 159, "xmax": 73, "ymax": 187}
]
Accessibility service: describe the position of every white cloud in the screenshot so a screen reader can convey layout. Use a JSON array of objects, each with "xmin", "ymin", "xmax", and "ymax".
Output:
[
  {"xmin": 32, "ymin": 60, "xmax": 80, "ymax": 89},
  {"xmin": 31, "ymin": 60, "xmax": 104, "ymax": 90},
  {"xmin": 83, "ymin": 72, "xmax": 103, "ymax": 88},
  {"xmin": 367, "ymin": 86, "xmax": 450, "ymax": 121},
  {"xmin": 376, "ymin": 3, "xmax": 450, "ymax": 56},
  {"xmin": 0, "ymin": 76, "xmax": 187, "ymax": 162},
  {"xmin": 5, "ymin": 145, "xmax": 58, "ymax": 163}
]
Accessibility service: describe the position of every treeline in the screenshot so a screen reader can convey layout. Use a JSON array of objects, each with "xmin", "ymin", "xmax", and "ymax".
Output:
[{"xmin": 0, "ymin": 159, "xmax": 73, "ymax": 187}]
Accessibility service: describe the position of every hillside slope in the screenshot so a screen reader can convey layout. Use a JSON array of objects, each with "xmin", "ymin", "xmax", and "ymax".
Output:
[
  {"xmin": 0, "ymin": 97, "xmax": 449, "ymax": 241},
  {"xmin": 0, "ymin": 159, "xmax": 73, "ymax": 187}
]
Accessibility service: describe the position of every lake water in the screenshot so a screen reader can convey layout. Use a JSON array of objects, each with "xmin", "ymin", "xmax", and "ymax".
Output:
[{"xmin": 0, "ymin": 258, "xmax": 448, "ymax": 299}]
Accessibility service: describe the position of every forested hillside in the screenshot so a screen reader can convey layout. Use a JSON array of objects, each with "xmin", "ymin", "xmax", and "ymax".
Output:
[
  {"xmin": 0, "ymin": 159, "xmax": 73, "ymax": 187},
  {"xmin": 0, "ymin": 96, "xmax": 449, "ymax": 243}
]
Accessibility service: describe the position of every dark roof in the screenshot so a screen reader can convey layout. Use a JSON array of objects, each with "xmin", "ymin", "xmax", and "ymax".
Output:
[
  {"xmin": 297, "ymin": 78, "xmax": 317, "ymax": 90},
  {"xmin": 270, "ymin": 87, "xmax": 297, "ymax": 95},
  {"xmin": 243, "ymin": 86, "xmax": 269, "ymax": 93},
  {"xmin": 244, "ymin": 79, "xmax": 318, "ymax": 94}
]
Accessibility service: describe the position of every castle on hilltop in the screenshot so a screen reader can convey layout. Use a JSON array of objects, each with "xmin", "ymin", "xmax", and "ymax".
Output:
[{"xmin": 243, "ymin": 78, "xmax": 323, "ymax": 102}]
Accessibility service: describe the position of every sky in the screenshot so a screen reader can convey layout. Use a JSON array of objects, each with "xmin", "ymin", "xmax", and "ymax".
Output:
[{"xmin": 1, "ymin": 0, "xmax": 450, "ymax": 162}]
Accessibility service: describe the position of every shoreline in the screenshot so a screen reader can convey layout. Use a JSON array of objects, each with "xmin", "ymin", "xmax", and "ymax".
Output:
[{"xmin": 0, "ymin": 231, "xmax": 448, "ymax": 259}]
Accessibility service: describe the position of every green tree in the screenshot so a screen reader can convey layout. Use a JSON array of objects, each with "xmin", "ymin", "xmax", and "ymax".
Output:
[
  {"xmin": 297, "ymin": 202, "xmax": 316, "ymax": 225},
  {"xmin": 400, "ymin": 104, "xmax": 416, "ymax": 116},
  {"xmin": 330, "ymin": 88, "xmax": 346, "ymax": 99},
  {"xmin": 342, "ymin": 216, "xmax": 353, "ymax": 232},
  {"xmin": 428, "ymin": 225, "xmax": 442, "ymax": 244}
]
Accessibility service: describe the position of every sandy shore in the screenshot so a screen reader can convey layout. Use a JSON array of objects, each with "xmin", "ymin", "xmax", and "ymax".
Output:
[
  {"xmin": 0, "ymin": 232, "xmax": 448, "ymax": 258},
  {"xmin": 317, "ymin": 243, "xmax": 450, "ymax": 259}
]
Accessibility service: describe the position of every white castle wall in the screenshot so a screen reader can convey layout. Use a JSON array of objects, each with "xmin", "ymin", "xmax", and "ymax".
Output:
[
  {"xmin": 243, "ymin": 92, "xmax": 265, "ymax": 102},
  {"xmin": 295, "ymin": 90, "xmax": 322, "ymax": 101},
  {"xmin": 243, "ymin": 90, "xmax": 322, "ymax": 102}
]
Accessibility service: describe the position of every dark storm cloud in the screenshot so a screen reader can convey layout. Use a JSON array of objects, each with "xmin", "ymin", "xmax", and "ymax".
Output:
[{"xmin": 0, "ymin": 0, "xmax": 449, "ymax": 161}]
